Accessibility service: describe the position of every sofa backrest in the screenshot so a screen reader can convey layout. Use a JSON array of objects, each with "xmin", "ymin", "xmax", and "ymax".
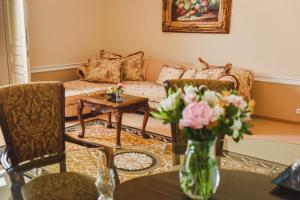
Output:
[{"xmin": 143, "ymin": 59, "xmax": 194, "ymax": 82}]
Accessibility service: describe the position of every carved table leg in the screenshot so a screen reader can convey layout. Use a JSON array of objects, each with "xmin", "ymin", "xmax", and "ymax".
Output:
[
  {"xmin": 78, "ymin": 99, "xmax": 85, "ymax": 138},
  {"xmin": 142, "ymin": 102, "xmax": 150, "ymax": 139},
  {"xmin": 114, "ymin": 110, "xmax": 123, "ymax": 149},
  {"xmin": 107, "ymin": 112, "xmax": 113, "ymax": 128}
]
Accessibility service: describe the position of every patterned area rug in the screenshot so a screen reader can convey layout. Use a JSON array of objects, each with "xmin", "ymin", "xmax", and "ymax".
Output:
[{"xmin": 0, "ymin": 119, "xmax": 287, "ymax": 183}]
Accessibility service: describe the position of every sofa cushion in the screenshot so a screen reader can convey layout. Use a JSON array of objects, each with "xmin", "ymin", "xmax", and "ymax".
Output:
[
  {"xmin": 84, "ymin": 58, "xmax": 123, "ymax": 83},
  {"xmin": 64, "ymin": 80, "xmax": 116, "ymax": 106},
  {"xmin": 195, "ymin": 63, "xmax": 232, "ymax": 80},
  {"xmin": 100, "ymin": 50, "xmax": 144, "ymax": 81},
  {"xmin": 156, "ymin": 65, "xmax": 185, "ymax": 85},
  {"xmin": 181, "ymin": 69, "xmax": 197, "ymax": 79},
  {"xmin": 123, "ymin": 81, "xmax": 166, "ymax": 105},
  {"xmin": 64, "ymin": 80, "xmax": 166, "ymax": 110}
]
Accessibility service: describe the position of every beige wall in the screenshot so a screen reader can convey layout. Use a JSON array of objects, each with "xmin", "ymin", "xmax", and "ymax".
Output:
[
  {"xmin": 103, "ymin": 0, "xmax": 300, "ymax": 79},
  {"xmin": 31, "ymin": 68, "xmax": 78, "ymax": 83},
  {"xmin": 0, "ymin": 0, "xmax": 9, "ymax": 86},
  {"xmin": 27, "ymin": 0, "xmax": 105, "ymax": 68},
  {"xmin": 252, "ymin": 82, "xmax": 300, "ymax": 122},
  {"xmin": 26, "ymin": 0, "xmax": 300, "ymax": 122},
  {"xmin": 101, "ymin": 0, "xmax": 300, "ymax": 122}
]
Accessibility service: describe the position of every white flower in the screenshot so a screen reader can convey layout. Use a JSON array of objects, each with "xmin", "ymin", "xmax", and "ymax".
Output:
[
  {"xmin": 212, "ymin": 105, "xmax": 224, "ymax": 122},
  {"xmin": 223, "ymin": 94, "xmax": 247, "ymax": 110},
  {"xmin": 202, "ymin": 91, "xmax": 219, "ymax": 106},
  {"xmin": 159, "ymin": 91, "xmax": 180, "ymax": 111},
  {"xmin": 183, "ymin": 86, "xmax": 199, "ymax": 104},
  {"xmin": 231, "ymin": 119, "xmax": 242, "ymax": 139},
  {"xmin": 184, "ymin": 85, "xmax": 198, "ymax": 97}
]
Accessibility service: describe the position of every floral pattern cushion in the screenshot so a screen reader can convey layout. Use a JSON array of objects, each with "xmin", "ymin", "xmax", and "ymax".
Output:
[
  {"xmin": 181, "ymin": 69, "xmax": 197, "ymax": 79},
  {"xmin": 100, "ymin": 50, "xmax": 144, "ymax": 81},
  {"xmin": 194, "ymin": 57, "xmax": 210, "ymax": 70},
  {"xmin": 156, "ymin": 65, "xmax": 185, "ymax": 85},
  {"xmin": 84, "ymin": 58, "xmax": 123, "ymax": 83},
  {"xmin": 229, "ymin": 68, "xmax": 254, "ymax": 100},
  {"xmin": 64, "ymin": 80, "xmax": 116, "ymax": 106},
  {"xmin": 195, "ymin": 63, "xmax": 232, "ymax": 80},
  {"xmin": 123, "ymin": 81, "xmax": 166, "ymax": 104},
  {"xmin": 122, "ymin": 52, "xmax": 144, "ymax": 81}
]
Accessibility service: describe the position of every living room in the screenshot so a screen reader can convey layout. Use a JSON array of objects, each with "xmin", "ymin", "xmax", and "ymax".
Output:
[{"xmin": 0, "ymin": 0, "xmax": 300, "ymax": 199}]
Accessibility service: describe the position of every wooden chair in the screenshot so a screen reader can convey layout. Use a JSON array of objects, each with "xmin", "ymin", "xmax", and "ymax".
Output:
[
  {"xmin": 163, "ymin": 79, "xmax": 235, "ymax": 165},
  {"xmin": 0, "ymin": 82, "xmax": 118, "ymax": 200}
]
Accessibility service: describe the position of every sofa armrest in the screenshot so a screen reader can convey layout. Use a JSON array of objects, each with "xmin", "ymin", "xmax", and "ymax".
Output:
[
  {"xmin": 77, "ymin": 65, "xmax": 88, "ymax": 79},
  {"xmin": 219, "ymin": 68, "xmax": 254, "ymax": 100}
]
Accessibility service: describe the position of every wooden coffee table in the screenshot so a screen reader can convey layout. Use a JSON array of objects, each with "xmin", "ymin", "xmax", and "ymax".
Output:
[{"xmin": 77, "ymin": 92, "xmax": 150, "ymax": 148}]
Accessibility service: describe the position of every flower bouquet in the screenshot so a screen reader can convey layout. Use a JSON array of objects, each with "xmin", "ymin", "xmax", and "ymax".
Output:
[
  {"xmin": 151, "ymin": 85, "xmax": 255, "ymax": 199},
  {"xmin": 106, "ymin": 83, "xmax": 124, "ymax": 102}
]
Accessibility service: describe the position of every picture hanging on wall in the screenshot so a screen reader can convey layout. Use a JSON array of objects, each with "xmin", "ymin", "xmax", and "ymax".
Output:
[{"xmin": 162, "ymin": 0, "xmax": 232, "ymax": 33}]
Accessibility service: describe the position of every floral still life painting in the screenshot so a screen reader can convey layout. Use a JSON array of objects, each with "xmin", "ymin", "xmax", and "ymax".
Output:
[{"xmin": 162, "ymin": 0, "xmax": 232, "ymax": 33}]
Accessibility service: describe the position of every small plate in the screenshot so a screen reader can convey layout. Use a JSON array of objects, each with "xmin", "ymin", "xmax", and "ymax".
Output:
[{"xmin": 272, "ymin": 166, "xmax": 300, "ymax": 192}]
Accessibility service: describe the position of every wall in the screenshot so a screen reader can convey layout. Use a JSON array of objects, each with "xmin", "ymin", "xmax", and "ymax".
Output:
[
  {"xmin": 102, "ymin": 0, "xmax": 300, "ymax": 122},
  {"xmin": 31, "ymin": 68, "xmax": 78, "ymax": 82},
  {"xmin": 25, "ymin": 0, "xmax": 300, "ymax": 122},
  {"xmin": 0, "ymin": 0, "xmax": 9, "ymax": 86},
  {"xmin": 26, "ymin": 0, "xmax": 105, "ymax": 69},
  {"xmin": 103, "ymin": 0, "xmax": 300, "ymax": 79}
]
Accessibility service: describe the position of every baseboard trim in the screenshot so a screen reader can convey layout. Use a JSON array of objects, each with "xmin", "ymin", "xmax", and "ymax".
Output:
[
  {"xmin": 31, "ymin": 62, "xmax": 87, "ymax": 74},
  {"xmin": 253, "ymin": 115, "xmax": 300, "ymax": 125}
]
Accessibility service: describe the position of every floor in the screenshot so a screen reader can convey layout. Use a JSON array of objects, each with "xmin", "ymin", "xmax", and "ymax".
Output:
[{"xmin": 1, "ymin": 114, "xmax": 300, "ymax": 165}]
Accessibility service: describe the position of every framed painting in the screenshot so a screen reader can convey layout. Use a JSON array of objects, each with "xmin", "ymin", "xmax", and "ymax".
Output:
[{"xmin": 162, "ymin": 0, "xmax": 232, "ymax": 33}]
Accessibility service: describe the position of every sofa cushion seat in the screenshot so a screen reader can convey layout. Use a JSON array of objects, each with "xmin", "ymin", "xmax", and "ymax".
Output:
[
  {"xmin": 64, "ymin": 80, "xmax": 165, "ymax": 117},
  {"xmin": 123, "ymin": 81, "xmax": 166, "ymax": 106},
  {"xmin": 64, "ymin": 80, "xmax": 117, "ymax": 106}
]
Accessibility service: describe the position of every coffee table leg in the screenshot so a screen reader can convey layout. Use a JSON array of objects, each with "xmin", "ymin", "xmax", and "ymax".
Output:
[
  {"xmin": 78, "ymin": 99, "xmax": 85, "ymax": 138},
  {"xmin": 114, "ymin": 110, "xmax": 123, "ymax": 149},
  {"xmin": 107, "ymin": 112, "xmax": 113, "ymax": 128},
  {"xmin": 142, "ymin": 102, "xmax": 150, "ymax": 139}
]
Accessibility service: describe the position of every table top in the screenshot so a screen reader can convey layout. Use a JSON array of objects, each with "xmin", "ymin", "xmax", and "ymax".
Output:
[
  {"xmin": 115, "ymin": 169, "xmax": 300, "ymax": 200},
  {"xmin": 82, "ymin": 92, "xmax": 148, "ymax": 108}
]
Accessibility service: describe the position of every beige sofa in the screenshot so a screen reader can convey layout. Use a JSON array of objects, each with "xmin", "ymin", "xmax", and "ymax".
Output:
[{"xmin": 64, "ymin": 59, "xmax": 253, "ymax": 117}]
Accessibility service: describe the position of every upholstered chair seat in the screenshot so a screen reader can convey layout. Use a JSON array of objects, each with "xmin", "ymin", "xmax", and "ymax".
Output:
[{"xmin": 21, "ymin": 172, "xmax": 98, "ymax": 200}]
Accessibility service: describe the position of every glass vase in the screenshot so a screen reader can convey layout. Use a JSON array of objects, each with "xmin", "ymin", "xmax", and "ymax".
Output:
[{"xmin": 179, "ymin": 139, "xmax": 220, "ymax": 200}]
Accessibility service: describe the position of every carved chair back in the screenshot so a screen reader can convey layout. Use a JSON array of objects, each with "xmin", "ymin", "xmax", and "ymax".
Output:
[
  {"xmin": 0, "ymin": 82, "xmax": 65, "ymax": 169},
  {"xmin": 163, "ymin": 79, "xmax": 235, "ymax": 163}
]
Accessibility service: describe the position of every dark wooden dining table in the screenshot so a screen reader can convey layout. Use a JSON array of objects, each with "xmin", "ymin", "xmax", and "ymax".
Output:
[{"xmin": 115, "ymin": 169, "xmax": 300, "ymax": 200}]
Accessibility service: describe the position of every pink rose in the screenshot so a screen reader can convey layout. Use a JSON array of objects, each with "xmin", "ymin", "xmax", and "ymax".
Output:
[
  {"xmin": 117, "ymin": 83, "xmax": 124, "ymax": 88},
  {"xmin": 180, "ymin": 102, "xmax": 214, "ymax": 129}
]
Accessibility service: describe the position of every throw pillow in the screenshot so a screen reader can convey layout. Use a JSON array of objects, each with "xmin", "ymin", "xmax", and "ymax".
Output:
[
  {"xmin": 181, "ymin": 69, "xmax": 197, "ymax": 79},
  {"xmin": 195, "ymin": 63, "xmax": 232, "ymax": 80},
  {"xmin": 84, "ymin": 58, "xmax": 123, "ymax": 83},
  {"xmin": 100, "ymin": 50, "xmax": 144, "ymax": 81},
  {"xmin": 156, "ymin": 65, "xmax": 185, "ymax": 85},
  {"xmin": 194, "ymin": 57, "xmax": 210, "ymax": 70}
]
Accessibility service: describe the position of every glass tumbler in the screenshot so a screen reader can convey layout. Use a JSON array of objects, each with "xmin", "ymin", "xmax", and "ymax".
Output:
[
  {"xmin": 95, "ymin": 168, "xmax": 116, "ymax": 200},
  {"xmin": 290, "ymin": 159, "xmax": 300, "ymax": 188}
]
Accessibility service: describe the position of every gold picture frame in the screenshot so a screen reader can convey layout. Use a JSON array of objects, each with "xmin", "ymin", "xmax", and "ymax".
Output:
[{"xmin": 162, "ymin": 0, "xmax": 232, "ymax": 33}]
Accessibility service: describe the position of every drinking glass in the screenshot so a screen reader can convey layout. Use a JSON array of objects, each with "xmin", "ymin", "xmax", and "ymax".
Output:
[
  {"xmin": 290, "ymin": 159, "xmax": 300, "ymax": 188},
  {"xmin": 95, "ymin": 168, "xmax": 116, "ymax": 200}
]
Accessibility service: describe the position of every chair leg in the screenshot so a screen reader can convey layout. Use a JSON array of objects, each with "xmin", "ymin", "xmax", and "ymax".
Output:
[
  {"xmin": 172, "ymin": 154, "xmax": 180, "ymax": 166},
  {"xmin": 9, "ymin": 171, "xmax": 25, "ymax": 200},
  {"xmin": 216, "ymin": 133, "xmax": 225, "ymax": 157},
  {"xmin": 59, "ymin": 160, "xmax": 67, "ymax": 172}
]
